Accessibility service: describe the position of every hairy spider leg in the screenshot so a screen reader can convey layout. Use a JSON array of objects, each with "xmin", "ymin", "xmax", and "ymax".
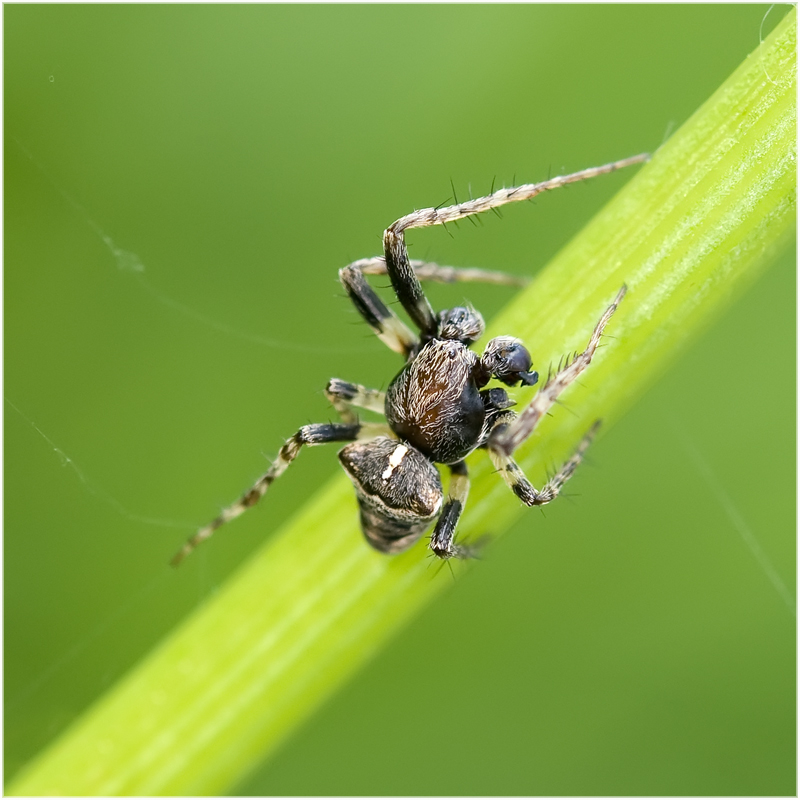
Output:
[
  {"xmin": 490, "ymin": 286, "xmax": 626, "ymax": 458},
  {"xmin": 382, "ymin": 154, "xmax": 647, "ymax": 336},
  {"xmin": 481, "ymin": 286, "xmax": 625, "ymax": 509},
  {"xmin": 339, "ymin": 264, "xmax": 419, "ymax": 357},
  {"xmin": 429, "ymin": 461, "xmax": 476, "ymax": 560},
  {"xmin": 382, "ymin": 229, "xmax": 438, "ymax": 336},
  {"xmin": 350, "ymin": 257, "xmax": 529, "ymax": 287},
  {"xmin": 171, "ymin": 421, "xmax": 390, "ymax": 566},
  {"xmin": 325, "ymin": 378, "xmax": 386, "ymax": 425},
  {"xmin": 489, "ymin": 418, "xmax": 601, "ymax": 507},
  {"xmin": 340, "ymin": 256, "xmax": 526, "ymax": 357}
]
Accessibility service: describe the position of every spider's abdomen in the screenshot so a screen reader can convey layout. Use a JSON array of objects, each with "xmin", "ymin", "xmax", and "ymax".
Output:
[
  {"xmin": 339, "ymin": 436, "xmax": 443, "ymax": 554},
  {"xmin": 385, "ymin": 339, "xmax": 485, "ymax": 464}
]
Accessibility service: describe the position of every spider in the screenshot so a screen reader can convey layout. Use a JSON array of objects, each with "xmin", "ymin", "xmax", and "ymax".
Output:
[{"xmin": 171, "ymin": 153, "xmax": 647, "ymax": 566}]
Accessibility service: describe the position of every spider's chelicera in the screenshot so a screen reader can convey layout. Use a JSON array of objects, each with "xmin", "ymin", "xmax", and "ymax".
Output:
[{"xmin": 172, "ymin": 154, "xmax": 647, "ymax": 566}]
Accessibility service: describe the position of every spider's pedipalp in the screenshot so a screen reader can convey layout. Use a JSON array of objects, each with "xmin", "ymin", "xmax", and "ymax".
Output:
[{"xmin": 478, "ymin": 336, "xmax": 539, "ymax": 387}]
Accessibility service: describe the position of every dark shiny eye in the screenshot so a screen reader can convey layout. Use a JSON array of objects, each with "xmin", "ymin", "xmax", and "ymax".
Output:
[{"xmin": 436, "ymin": 306, "xmax": 485, "ymax": 343}]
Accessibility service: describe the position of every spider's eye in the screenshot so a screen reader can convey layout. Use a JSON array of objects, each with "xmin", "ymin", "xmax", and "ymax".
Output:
[{"xmin": 437, "ymin": 306, "xmax": 485, "ymax": 344}]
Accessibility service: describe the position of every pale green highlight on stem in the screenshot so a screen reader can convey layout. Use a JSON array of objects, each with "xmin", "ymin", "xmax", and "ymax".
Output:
[{"xmin": 8, "ymin": 11, "xmax": 795, "ymax": 796}]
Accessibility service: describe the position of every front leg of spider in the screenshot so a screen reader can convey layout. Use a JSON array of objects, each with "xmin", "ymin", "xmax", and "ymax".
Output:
[
  {"xmin": 173, "ymin": 154, "xmax": 645, "ymax": 565},
  {"xmin": 487, "ymin": 286, "xmax": 627, "ymax": 508}
]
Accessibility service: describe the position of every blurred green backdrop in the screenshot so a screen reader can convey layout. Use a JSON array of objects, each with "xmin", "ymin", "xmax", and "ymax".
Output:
[{"xmin": 5, "ymin": 5, "xmax": 794, "ymax": 795}]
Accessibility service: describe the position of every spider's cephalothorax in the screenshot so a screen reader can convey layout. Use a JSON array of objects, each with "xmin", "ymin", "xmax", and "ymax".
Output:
[
  {"xmin": 383, "ymin": 333, "xmax": 536, "ymax": 465},
  {"xmin": 171, "ymin": 154, "xmax": 646, "ymax": 566}
]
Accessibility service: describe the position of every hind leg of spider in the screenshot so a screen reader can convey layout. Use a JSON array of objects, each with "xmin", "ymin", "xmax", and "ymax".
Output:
[
  {"xmin": 489, "ymin": 286, "xmax": 626, "ymax": 458},
  {"xmin": 429, "ymin": 461, "xmax": 482, "ymax": 560},
  {"xmin": 339, "ymin": 263, "xmax": 419, "ymax": 357},
  {"xmin": 488, "ymin": 419, "xmax": 601, "ymax": 507},
  {"xmin": 348, "ymin": 257, "xmax": 528, "ymax": 288},
  {"xmin": 325, "ymin": 379, "xmax": 386, "ymax": 425},
  {"xmin": 171, "ymin": 420, "xmax": 390, "ymax": 566}
]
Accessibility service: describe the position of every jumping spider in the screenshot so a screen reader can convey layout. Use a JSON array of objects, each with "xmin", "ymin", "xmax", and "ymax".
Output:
[{"xmin": 172, "ymin": 154, "xmax": 647, "ymax": 566}]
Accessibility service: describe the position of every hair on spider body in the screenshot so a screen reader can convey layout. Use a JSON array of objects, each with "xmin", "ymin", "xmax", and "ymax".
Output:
[
  {"xmin": 171, "ymin": 153, "xmax": 646, "ymax": 566},
  {"xmin": 385, "ymin": 338, "xmax": 487, "ymax": 465},
  {"xmin": 338, "ymin": 437, "xmax": 443, "ymax": 554}
]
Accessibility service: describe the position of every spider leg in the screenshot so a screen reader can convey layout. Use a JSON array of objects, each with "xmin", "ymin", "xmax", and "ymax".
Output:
[
  {"xmin": 489, "ymin": 286, "xmax": 626, "ymax": 458},
  {"xmin": 339, "ymin": 264, "xmax": 419, "ymax": 357},
  {"xmin": 488, "ymin": 419, "xmax": 600, "ymax": 507},
  {"xmin": 350, "ymin": 256, "xmax": 528, "ymax": 288},
  {"xmin": 382, "ymin": 228, "xmax": 438, "ymax": 336},
  {"xmin": 429, "ymin": 461, "xmax": 479, "ymax": 560},
  {"xmin": 382, "ymin": 154, "xmax": 646, "ymax": 335},
  {"xmin": 171, "ymin": 420, "xmax": 390, "ymax": 566},
  {"xmin": 389, "ymin": 155, "xmax": 648, "ymax": 234},
  {"xmin": 325, "ymin": 378, "xmax": 386, "ymax": 424}
]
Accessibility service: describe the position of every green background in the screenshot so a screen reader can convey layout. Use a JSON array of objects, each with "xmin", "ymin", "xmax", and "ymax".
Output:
[{"xmin": 5, "ymin": 5, "xmax": 794, "ymax": 795}]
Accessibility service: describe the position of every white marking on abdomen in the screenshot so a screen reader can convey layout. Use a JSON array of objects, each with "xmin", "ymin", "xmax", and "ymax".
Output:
[{"xmin": 381, "ymin": 443, "xmax": 409, "ymax": 480}]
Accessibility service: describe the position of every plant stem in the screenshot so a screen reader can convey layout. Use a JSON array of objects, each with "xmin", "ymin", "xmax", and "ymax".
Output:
[{"xmin": 8, "ymin": 10, "xmax": 795, "ymax": 796}]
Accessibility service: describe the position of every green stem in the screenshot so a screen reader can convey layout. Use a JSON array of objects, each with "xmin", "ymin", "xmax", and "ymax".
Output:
[{"xmin": 9, "ymin": 11, "xmax": 795, "ymax": 796}]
